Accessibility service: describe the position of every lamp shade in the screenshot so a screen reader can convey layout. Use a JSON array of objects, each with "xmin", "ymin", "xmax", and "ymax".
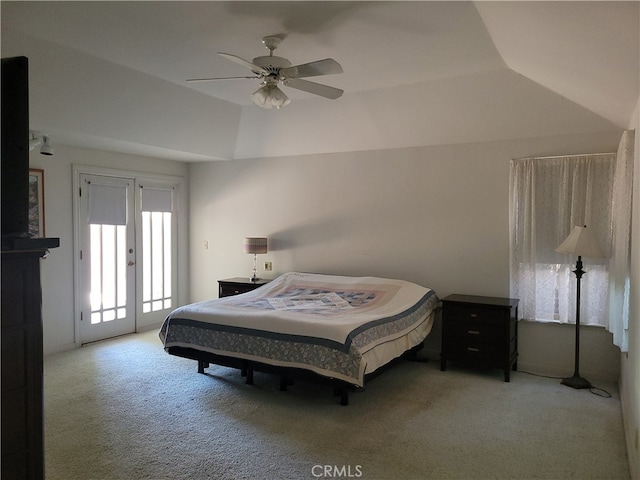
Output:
[
  {"xmin": 555, "ymin": 226, "xmax": 604, "ymax": 258},
  {"xmin": 244, "ymin": 237, "xmax": 268, "ymax": 254}
]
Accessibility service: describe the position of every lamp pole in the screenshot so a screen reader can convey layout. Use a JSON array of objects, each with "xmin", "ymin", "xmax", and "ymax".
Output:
[{"xmin": 561, "ymin": 255, "xmax": 592, "ymax": 389}]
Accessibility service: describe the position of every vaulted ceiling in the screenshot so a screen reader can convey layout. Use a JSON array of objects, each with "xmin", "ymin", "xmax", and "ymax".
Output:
[{"xmin": 2, "ymin": 1, "xmax": 638, "ymax": 161}]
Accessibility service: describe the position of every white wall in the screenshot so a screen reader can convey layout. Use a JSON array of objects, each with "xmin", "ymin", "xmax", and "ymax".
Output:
[
  {"xmin": 621, "ymin": 95, "xmax": 640, "ymax": 479},
  {"xmin": 190, "ymin": 131, "xmax": 623, "ymax": 381},
  {"xmin": 30, "ymin": 144, "xmax": 189, "ymax": 355},
  {"xmin": 619, "ymin": 11, "xmax": 640, "ymax": 475}
]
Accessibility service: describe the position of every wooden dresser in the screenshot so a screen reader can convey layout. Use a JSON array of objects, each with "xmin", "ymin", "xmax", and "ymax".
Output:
[{"xmin": 440, "ymin": 294, "xmax": 519, "ymax": 382}]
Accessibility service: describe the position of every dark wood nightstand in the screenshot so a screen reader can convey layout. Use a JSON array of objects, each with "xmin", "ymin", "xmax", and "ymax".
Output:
[
  {"xmin": 440, "ymin": 294, "xmax": 519, "ymax": 382},
  {"xmin": 218, "ymin": 277, "xmax": 271, "ymax": 298}
]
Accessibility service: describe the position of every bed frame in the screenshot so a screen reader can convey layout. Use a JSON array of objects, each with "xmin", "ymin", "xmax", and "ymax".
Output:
[{"xmin": 167, "ymin": 342, "xmax": 427, "ymax": 406}]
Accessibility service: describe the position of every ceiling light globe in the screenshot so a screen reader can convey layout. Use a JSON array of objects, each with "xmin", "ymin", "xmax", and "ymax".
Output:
[
  {"xmin": 251, "ymin": 86, "xmax": 271, "ymax": 108},
  {"xmin": 269, "ymin": 86, "xmax": 290, "ymax": 109}
]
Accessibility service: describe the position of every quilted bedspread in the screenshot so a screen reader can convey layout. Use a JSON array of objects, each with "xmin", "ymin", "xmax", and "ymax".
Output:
[{"xmin": 160, "ymin": 272, "xmax": 438, "ymax": 386}]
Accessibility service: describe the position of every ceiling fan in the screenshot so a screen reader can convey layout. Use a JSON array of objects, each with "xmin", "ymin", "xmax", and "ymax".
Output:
[{"xmin": 187, "ymin": 35, "xmax": 343, "ymax": 109}]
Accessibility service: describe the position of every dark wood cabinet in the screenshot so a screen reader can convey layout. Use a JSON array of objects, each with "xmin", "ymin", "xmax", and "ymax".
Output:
[
  {"xmin": 440, "ymin": 294, "xmax": 519, "ymax": 382},
  {"xmin": 2, "ymin": 55, "xmax": 60, "ymax": 479},
  {"xmin": 2, "ymin": 243, "xmax": 57, "ymax": 479},
  {"xmin": 218, "ymin": 277, "xmax": 270, "ymax": 298}
]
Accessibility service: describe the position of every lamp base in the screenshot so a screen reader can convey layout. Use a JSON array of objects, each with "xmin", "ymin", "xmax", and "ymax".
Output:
[{"xmin": 561, "ymin": 375, "xmax": 592, "ymax": 389}]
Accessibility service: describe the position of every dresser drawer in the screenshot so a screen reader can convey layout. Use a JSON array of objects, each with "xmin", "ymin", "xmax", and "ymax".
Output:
[
  {"xmin": 445, "ymin": 304, "xmax": 506, "ymax": 324},
  {"xmin": 447, "ymin": 342, "xmax": 505, "ymax": 363},
  {"xmin": 220, "ymin": 283, "xmax": 256, "ymax": 297},
  {"xmin": 444, "ymin": 319, "xmax": 503, "ymax": 345},
  {"xmin": 218, "ymin": 278, "xmax": 270, "ymax": 298}
]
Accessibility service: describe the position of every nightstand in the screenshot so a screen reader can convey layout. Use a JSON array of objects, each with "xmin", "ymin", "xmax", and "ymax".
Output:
[
  {"xmin": 218, "ymin": 277, "xmax": 270, "ymax": 298},
  {"xmin": 440, "ymin": 294, "xmax": 519, "ymax": 382}
]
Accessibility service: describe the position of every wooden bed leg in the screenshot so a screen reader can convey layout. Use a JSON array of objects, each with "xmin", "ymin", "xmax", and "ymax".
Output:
[
  {"xmin": 197, "ymin": 360, "xmax": 206, "ymax": 374},
  {"xmin": 339, "ymin": 388, "xmax": 349, "ymax": 406},
  {"xmin": 246, "ymin": 367, "xmax": 254, "ymax": 385},
  {"xmin": 333, "ymin": 383, "xmax": 349, "ymax": 406}
]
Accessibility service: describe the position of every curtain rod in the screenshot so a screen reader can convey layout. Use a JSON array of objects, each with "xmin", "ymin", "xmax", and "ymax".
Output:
[{"xmin": 514, "ymin": 152, "xmax": 615, "ymax": 161}]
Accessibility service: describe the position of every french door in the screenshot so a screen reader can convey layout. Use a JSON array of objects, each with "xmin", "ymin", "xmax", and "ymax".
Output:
[
  {"xmin": 78, "ymin": 174, "xmax": 136, "ymax": 343},
  {"xmin": 75, "ymin": 168, "xmax": 179, "ymax": 344}
]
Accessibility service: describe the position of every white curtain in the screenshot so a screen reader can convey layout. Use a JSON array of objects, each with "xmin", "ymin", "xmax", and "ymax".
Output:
[
  {"xmin": 608, "ymin": 130, "xmax": 634, "ymax": 351},
  {"xmin": 509, "ymin": 154, "xmax": 615, "ymax": 328},
  {"xmin": 510, "ymin": 132, "xmax": 634, "ymax": 351}
]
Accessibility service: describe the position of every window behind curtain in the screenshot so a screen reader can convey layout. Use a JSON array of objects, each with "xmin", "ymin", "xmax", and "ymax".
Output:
[{"xmin": 509, "ymin": 154, "xmax": 615, "ymax": 326}]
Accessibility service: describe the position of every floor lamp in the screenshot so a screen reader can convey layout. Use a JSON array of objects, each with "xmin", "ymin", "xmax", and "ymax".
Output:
[{"xmin": 555, "ymin": 225, "xmax": 604, "ymax": 389}]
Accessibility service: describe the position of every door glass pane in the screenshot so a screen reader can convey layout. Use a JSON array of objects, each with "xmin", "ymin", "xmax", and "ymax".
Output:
[
  {"xmin": 163, "ymin": 212, "xmax": 172, "ymax": 299},
  {"xmin": 142, "ymin": 211, "xmax": 172, "ymax": 312},
  {"xmin": 89, "ymin": 223, "xmax": 128, "ymax": 325},
  {"xmin": 151, "ymin": 212, "xmax": 163, "ymax": 301},
  {"xmin": 117, "ymin": 223, "xmax": 127, "ymax": 311}
]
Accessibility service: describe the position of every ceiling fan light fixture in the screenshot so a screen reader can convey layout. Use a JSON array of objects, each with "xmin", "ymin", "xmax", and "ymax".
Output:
[{"xmin": 251, "ymin": 84, "xmax": 290, "ymax": 109}]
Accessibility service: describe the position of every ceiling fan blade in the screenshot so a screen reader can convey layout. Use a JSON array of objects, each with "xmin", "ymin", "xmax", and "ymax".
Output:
[
  {"xmin": 217, "ymin": 52, "xmax": 269, "ymax": 76},
  {"xmin": 281, "ymin": 58, "xmax": 343, "ymax": 79},
  {"xmin": 186, "ymin": 76, "xmax": 258, "ymax": 82},
  {"xmin": 284, "ymin": 78, "xmax": 343, "ymax": 99}
]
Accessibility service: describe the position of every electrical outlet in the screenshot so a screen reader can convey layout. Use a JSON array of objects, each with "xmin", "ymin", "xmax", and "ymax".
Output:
[
  {"xmin": 203, "ymin": 240, "xmax": 209, "ymax": 250},
  {"xmin": 264, "ymin": 261, "xmax": 272, "ymax": 271}
]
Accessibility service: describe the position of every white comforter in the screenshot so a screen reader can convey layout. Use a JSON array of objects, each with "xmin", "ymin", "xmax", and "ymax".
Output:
[
  {"xmin": 167, "ymin": 272, "xmax": 433, "ymax": 344},
  {"xmin": 161, "ymin": 272, "xmax": 438, "ymax": 386}
]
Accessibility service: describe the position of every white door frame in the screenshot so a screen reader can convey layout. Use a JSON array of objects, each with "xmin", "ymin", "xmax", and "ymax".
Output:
[{"xmin": 72, "ymin": 164, "xmax": 183, "ymax": 345}]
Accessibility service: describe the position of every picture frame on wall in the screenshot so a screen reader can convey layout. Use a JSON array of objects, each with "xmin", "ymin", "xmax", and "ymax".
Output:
[{"xmin": 28, "ymin": 168, "xmax": 45, "ymax": 238}]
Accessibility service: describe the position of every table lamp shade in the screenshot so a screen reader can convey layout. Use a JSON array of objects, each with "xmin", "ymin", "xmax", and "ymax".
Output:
[
  {"xmin": 244, "ymin": 237, "xmax": 268, "ymax": 255},
  {"xmin": 555, "ymin": 226, "xmax": 604, "ymax": 258}
]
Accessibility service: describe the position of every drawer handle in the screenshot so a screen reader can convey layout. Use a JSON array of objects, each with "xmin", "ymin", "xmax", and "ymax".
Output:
[
  {"xmin": 467, "ymin": 347, "xmax": 480, "ymax": 352},
  {"xmin": 470, "ymin": 313, "xmax": 478, "ymax": 318},
  {"xmin": 468, "ymin": 330, "xmax": 480, "ymax": 335}
]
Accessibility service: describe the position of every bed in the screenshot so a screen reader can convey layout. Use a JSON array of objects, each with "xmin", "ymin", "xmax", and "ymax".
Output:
[{"xmin": 159, "ymin": 272, "xmax": 439, "ymax": 404}]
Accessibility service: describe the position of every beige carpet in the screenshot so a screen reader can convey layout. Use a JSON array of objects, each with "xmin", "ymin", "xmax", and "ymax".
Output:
[{"xmin": 43, "ymin": 329, "xmax": 630, "ymax": 480}]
